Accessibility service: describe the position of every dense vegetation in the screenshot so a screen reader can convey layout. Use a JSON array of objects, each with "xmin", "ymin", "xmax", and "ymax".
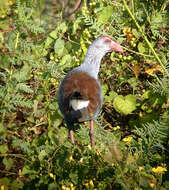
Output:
[{"xmin": 0, "ymin": 0, "xmax": 169, "ymax": 189}]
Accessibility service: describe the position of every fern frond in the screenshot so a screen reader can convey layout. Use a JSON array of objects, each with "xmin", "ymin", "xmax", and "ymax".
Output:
[
  {"xmin": 16, "ymin": 83, "xmax": 33, "ymax": 94},
  {"xmin": 149, "ymin": 74, "xmax": 169, "ymax": 95},
  {"xmin": 12, "ymin": 136, "xmax": 31, "ymax": 153},
  {"xmin": 133, "ymin": 120, "xmax": 169, "ymax": 155}
]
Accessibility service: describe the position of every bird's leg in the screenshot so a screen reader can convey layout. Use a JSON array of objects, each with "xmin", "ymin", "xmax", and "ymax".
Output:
[
  {"xmin": 89, "ymin": 120, "xmax": 94, "ymax": 147},
  {"xmin": 69, "ymin": 129, "xmax": 75, "ymax": 144}
]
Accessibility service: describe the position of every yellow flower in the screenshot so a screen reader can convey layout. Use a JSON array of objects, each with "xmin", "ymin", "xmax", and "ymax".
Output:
[
  {"xmin": 14, "ymin": 10, "xmax": 18, "ymax": 14},
  {"xmin": 85, "ymin": 183, "xmax": 89, "ymax": 188},
  {"xmin": 152, "ymin": 166, "xmax": 167, "ymax": 173},
  {"xmin": 70, "ymin": 183, "xmax": 74, "ymax": 190},
  {"xmin": 113, "ymin": 126, "xmax": 120, "ymax": 131},
  {"xmin": 61, "ymin": 185, "xmax": 66, "ymax": 190},
  {"xmin": 122, "ymin": 27, "xmax": 133, "ymax": 40},
  {"xmin": 49, "ymin": 173, "xmax": 54, "ymax": 178},
  {"xmin": 1, "ymin": 15, "xmax": 5, "ymax": 19},
  {"xmin": 138, "ymin": 166, "xmax": 144, "ymax": 171},
  {"xmin": 96, "ymin": 150, "xmax": 100, "ymax": 156},
  {"xmin": 1, "ymin": 185, "xmax": 5, "ymax": 190},
  {"xmin": 69, "ymin": 155, "xmax": 73, "ymax": 162},
  {"xmin": 149, "ymin": 182, "xmax": 155, "ymax": 188},
  {"xmin": 89, "ymin": 179, "xmax": 94, "ymax": 187},
  {"xmin": 87, "ymin": 144, "xmax": 92, "ymax": 150},
  {"xmin": 123, "ymin": 27, "xmax": 131, "ymax": 35},
  {"xmin": 148, "ymin": 176, "xmax": 156, "ymax": 188},
  {"xmin": 122, "ymin": 136, "xmax": 133, "ymax": 143},
  {"xmin": 79, "ymin": 158, "xmax": 83, "ymax": 163}
]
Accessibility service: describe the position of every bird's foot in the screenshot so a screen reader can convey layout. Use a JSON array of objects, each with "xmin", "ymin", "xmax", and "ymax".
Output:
[{"xmin": 89, "ymin": 120, "xmax": 95, "ymax": 147}]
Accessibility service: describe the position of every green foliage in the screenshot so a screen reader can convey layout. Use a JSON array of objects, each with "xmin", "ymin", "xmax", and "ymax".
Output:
[
  {"xmin": 133, "ymin": 120, "xmax": 169, "ymax": 161},
  {"xmin": 0, "ymin": 0, "xmax": 169, "ymax": 189},
  {"xmin": 113, "ymin": 94, "xmax": 136, "ymax": 115}
]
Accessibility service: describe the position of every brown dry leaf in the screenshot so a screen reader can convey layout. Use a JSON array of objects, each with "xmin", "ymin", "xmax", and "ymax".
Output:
[
  {"xmin": 145, "ymin": 65, "xmax": 163, "ymax": 76},
  {"xmin": 133, "ymin": 64, "xmax": 141, "ymax": 78}
]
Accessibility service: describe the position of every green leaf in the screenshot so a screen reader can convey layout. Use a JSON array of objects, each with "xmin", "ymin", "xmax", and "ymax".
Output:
[
  {"xmin": 0, "ymin": 144, "xmax": 8, "ymax": 154},
  {"xmin": 139, "ymin": 176, "xmax": 149, "ymax": 188},
  {"xmin": 3, "ymin": 157, "xmax": 13, "ymax": 170},
  {"xmin": 48, "ymin": 128, "xmax": 59, "ymax": 145},
  {"xmin": 22, "ymin": 166, "xmax": 37, "ymax": 175},
  {"xmin": 109, "ymin": 91, "xmax": 118, "ymax": 100},
  {"xmin": 44, "ymin": 28, "xmax": 59, "ymax": 49},
  {"xmin": 52, "ymin": 111, "xmax": 63, "ymax": 128},
  {"xmin": 54, "ymin": 38, "xmax": 65, "ymax": 56},
  {"xmin": 48, "ymin": 183, "xmax": 57, "ymax": 190},
  {"xmin": 110, "ymin": 52, "xmax": 116, "ymax": 61},
  {"xmin": 59, "ymin": 54, "xmax": 72, "ymax": 69},
  {"xmin": 98, "ymin": 6, "xmax": 113, "ymax": 25},
  {"xmin": 45, "ymin": 36, "xmax": 55, "ymax": 49},
  {"xmin": 49, "ymin": 29, "xmax": 58, "ymax": 39},
  {"xmin": 0, "ymin": 31, "xmax": 4, "ymax": 43},
  {"xmin": 59, "ymin": 22, "xmax": 68, "ymax": 33},
  {"xmin": 69, "ymin": 172, "xmax": 78, "ymax": 184},
  {"xmin": 113, "ymin": 94, "xmax": 136, "ymax": 115},
  {"xmin": 142, "ymin": 90, "xmax": 151, "ymax": 99},
  {"xmin": 0, "ymin": 177, "xmax": 10, "ymax": 186},
  {"xmin": 0, "ymin": 124, "xmax": 7, "ymax": 139},
  {"xmin": 73, "ymin": 17, "xmax": 81, "ymax": 34},
  {"xmin": 49, "ymin": 101, "xmax": 58, "ymax": 110},
  {"xmin": 137, "ymin": 42, "xmax": 148, "ymax": 54},
  {"xmin": 132, "ymin": 29, "xmax": 140, "ymax": 39},
  {"xmin": 104, "ymin": 91, "xmax": 118, "ymax": 103},
  {"xmin": 102, "ymin": 83, "xmax": 109, "ymax": 96},
  {"xmin": 38, "ymin": 150, "xmax": 48, "ymax": 161},
  {"xmin": 11, "ymin": 178, "xmax": 24, "ymax": 190}
]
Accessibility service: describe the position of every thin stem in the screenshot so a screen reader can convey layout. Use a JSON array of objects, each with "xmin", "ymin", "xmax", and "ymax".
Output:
[
  {"xmin": 0, "ymin": 153, "xmax": 32, "ymax": 163},
  {"xmin": 160, "ymin": 0, "xmax": 169, "ymax": 12},
  {"xmin": 123, "ymin": 46, "xmax": 154, "ymax": 58},
  {"xmin": 122, "ymin": 0, "xmax": 169, "ymax": 77},
  {"xmin": 15, "ymin": 32, "xmax": 20, "ymax": 49},
  {"xmin": 44, "ymin": 81, "xmax": 52, "ymax": 129}
]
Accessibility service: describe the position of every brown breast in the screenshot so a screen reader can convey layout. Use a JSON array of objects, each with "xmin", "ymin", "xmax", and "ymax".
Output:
[{"xmin": 58, "ymin": 71, "xmax": 102, "ymax": 123}]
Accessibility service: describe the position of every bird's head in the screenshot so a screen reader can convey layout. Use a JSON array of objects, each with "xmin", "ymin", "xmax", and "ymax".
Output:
[
  {"xmin": 81, "ymin": 35, "xmax": 124, "ymax": 78},
  {"xmin": 92, "ymin": 35, "xmax": 123, "ymax": 53}
]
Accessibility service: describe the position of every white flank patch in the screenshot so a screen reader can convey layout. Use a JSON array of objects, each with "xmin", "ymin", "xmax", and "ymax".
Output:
[{"xmin": 70, "ymin": 99, "xmax": 90, "ymax": 111}]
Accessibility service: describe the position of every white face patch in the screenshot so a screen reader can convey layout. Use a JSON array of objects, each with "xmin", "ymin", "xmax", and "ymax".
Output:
[{"xmin": 70, "ymin": 99, "xmax": 90, "ymax": 111}]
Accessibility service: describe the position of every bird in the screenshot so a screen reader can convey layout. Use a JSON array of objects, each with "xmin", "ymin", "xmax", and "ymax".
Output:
[{"xmin": 58, "ymin": 35, "xmax": 123, "ymax": 147}]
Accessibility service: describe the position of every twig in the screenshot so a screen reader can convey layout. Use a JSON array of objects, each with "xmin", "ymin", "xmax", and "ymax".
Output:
[
  {"xmin": 123, "ymin": 46, "xmax": 154, "ymax": 58},
  {"xmin": 64, "ymin": 0, "xmax": 82, "ymax": 17},
  {"xmin": 7, "ymin": 130, "xmax": 21, "ymax": 137},
  {"xmin": 0, "ymin": 153, "xmax": 32, "ymax": 163},
  {"xmin": 62, "ymin": 35, "xmax": 80, "ymax": 45},
  {"xmin": 0, "ymin": 169, "xmax": 17, "ymax": 175}
]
